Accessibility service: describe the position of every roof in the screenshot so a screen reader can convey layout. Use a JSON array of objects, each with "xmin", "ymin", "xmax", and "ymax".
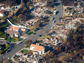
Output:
[
  {"xmin": 10, "ymin": 26, "xmax": 20, "ymax": 31},
  {"xmin": 0, "ymin": 10, "xmax": 5, "ymax": 14},
  {"xmin": 5, "ymin": 29, "xmax": 19, "ymax": 35},
  {"xmin": 31, "ymin": 44, "xmax": 44, "ymax": 51}
]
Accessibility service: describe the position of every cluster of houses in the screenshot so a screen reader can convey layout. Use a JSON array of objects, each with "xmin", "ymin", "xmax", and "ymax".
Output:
[{"xmin": 31, "ymin": 1, "xmax": 50, "ymax": 18}]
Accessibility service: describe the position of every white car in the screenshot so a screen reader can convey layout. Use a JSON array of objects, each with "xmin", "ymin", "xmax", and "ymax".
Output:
[
  {"xmin": 16, "ymin": 42, "xmax": 21, "ymax": 45},
  {"xmin": 51, "ymin": 17, "xmax": 54, "ymax": 20},
  {"xmin": 51, "ymin": 27, "xmax": 54, "ymax": 29},
  {"xmin": 53, "ymin": 21, "xmax": 56, "ymax": 23}
]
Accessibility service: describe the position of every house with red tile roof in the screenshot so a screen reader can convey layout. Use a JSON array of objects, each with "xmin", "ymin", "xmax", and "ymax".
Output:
[
  {"xmin": 10, "ymin": 26, "xmax": 21, "ymax": 31},
  {"xmin": 30, "ymin": 44, "xmax": 45, "ymax": 55}
]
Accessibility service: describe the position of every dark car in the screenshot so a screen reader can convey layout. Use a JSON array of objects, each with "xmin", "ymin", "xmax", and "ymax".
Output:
[
  {"xmin": 39, "ymin": 35, "xmax": 42, "ymax": 37},
  {"xmin": 6, "ymin": 49, "xmax": 11, "ymax": 53},
  {"xmin": 33, "ymin": 33, "xmax": 36, "ymax": 35}
]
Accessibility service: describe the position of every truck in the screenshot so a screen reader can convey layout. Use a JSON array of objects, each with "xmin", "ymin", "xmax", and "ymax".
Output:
[
  {"xmin": 16, "ymin": 42, "xmax": 22, "ymax": 45},
  {"xmin": 53, "ymin": 10, "xmax": 57, "ymax": 15}
]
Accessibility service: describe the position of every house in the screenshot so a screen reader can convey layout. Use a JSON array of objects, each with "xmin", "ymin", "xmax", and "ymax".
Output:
[
  {"xmin": 5, "ymin": 29, "xmax": 20, "ymax": 38},
  {"xmin": 10, "ymin": 26, "xmax": 21, "ymax": 31},
  {"xmin": 30, "ymin": 44, "xmax": 45, "ymax": 55},
  {"xmin": 21, "ymin": 28, "xmax": 27, "ymax": 33},
  {"xmin": 0, "ymin": 10, "xmax": 5, "ymax": 17},
  {"xmin": 11, "ymin": 26, "xmax": 27, "ymax": 32}
]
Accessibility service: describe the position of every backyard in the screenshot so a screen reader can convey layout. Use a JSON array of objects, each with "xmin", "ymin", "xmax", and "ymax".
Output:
[
  {"xmin": 21, "ymin": 49, "xmax": 33, "ymax": 54},
  {"xmin": 27, "ymin": 31, "xmax": 33, "ymax": 35}
]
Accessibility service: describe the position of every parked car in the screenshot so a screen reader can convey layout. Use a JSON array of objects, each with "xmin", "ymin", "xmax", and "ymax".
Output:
[
  {"xmin": 51, "ymin": 27, "xmax": 54, "ymax": 29},
  {"xmin": 51, "ymin": 17, "xmax": 54, "ymax": 20},
  {"xmin": 39, "ymin": 35, "xmax": 42, "ymax": 37},
  {"xmin": 53, "ymin": 21, "xmax": 56, "ymax": 23},
  {"xmin": 16, "ymin": 42, "xmax": 22, "ymax": 45},
  {"xmin": 6, "ymin": 49, "xmax": 11, "ymax": 53},
  {"xmin": 33, "ymin": 33, "xmax": 36, "ymax": 35}
]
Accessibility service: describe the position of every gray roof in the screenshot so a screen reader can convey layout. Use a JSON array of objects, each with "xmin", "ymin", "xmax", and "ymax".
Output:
[{"xmin": 5, "ymin": 29, "xmax": 19, "ymax": 35}]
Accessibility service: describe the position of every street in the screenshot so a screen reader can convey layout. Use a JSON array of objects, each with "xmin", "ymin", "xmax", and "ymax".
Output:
[{"xmin": 1, "ymin": 0, "xmax": 63, "ymax": 61}]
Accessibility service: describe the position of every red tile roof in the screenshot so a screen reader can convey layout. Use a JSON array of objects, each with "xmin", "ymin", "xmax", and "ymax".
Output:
[
  {"xmin": 10, "ymin": 26, "xmax": 20, "ymax": 31},
  {"xmin": 31, "ymin": 44, "xmax": 44, "ymax": 51}
]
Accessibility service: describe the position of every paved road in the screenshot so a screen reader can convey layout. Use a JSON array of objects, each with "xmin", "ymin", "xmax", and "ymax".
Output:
[{"xmin": 1, "ymin": 0, "xmax": 63, "ymax": 61}]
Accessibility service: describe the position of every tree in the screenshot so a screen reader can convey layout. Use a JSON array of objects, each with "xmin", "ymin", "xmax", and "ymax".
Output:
[
  {"xmin": 25, "ymin": 40, "xmax": 32, "ymax": 45},
  {"xmin": 2, "ymin": 16, "xmax": 8, "ymax": 20},
  {"xmin": 4, "ymin": 44, "xmax": 9, "ymax": 51},
  {"xmin": 12, "ymin": 6, "xmax": 15, "ymax": 11},
  {"xmin": 34, "ymin": 22, "xmax": 39, "ymax": 29},
  {"xmin": 18, "ymin": 14, "xmax": 24, "ymax": 21},
  {"xmin": 0, "ymin": 50, "xmax": 3, "ymax": 54},
  {"xmin": 25, "ymin": 12, "xmax": 30, "ymax": 19},
  {"xmin": 74, "ymin": 22, "xmax": 80, "ymax": 27},
  {"xmin": 62, "ymin": 0, "xmax": 74, "ymax": 6},
  {"xmin": 46, "ymin": 0, "xmax": 54, "ymax": 8},
  {"xmin": 3, "ymin": 33, "xmax": 7, "ymax": 39},
  {"xmin": 67, "ymin": 29, "xmax": 74, "ymax": 42},
  {"xmin": 39, "ymin": 22, "xmax": 43, "ymax": 27}
]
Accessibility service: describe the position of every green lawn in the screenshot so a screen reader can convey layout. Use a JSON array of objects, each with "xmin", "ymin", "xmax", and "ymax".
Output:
[
  {"xmin": 21, "ymin": 49, "xmax": 33, "ymax": 54},
  {"xmin": 7, "ymin": 38, "xmax": 16, "ymax": 42},
  {"xmin": 26, "ymin": 45, "xmax": 30, "ymax": 48},
  {"xmin": 21, "ymin": 49, "xmax": 28, "ymax": 53},
  {"xmin": 7, "ymin": 38, "xmax": 23, "ymax": 42},
  {"xmin": 28, "ymin": 26, "xmax": 31, "ymax": 28},
  {"xmin": 34, "ymin": 28, "xmax": 38, "ymax": 32},
  {"xmin": 18, "ymin": 38, "xmax": 23, "ymax": 41},
  {"xmin": 27, "ymin": 31, "xmax": 33, "ymax": 35}
]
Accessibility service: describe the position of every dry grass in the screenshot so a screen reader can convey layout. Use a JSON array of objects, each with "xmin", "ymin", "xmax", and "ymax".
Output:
[{"xmin": 40, "ymin": 34, "xmax": 51, "ymax": 39}]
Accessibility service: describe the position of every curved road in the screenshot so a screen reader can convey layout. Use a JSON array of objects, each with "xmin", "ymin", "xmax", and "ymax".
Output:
[{"xmin": 1, "ymin": 0, "xmax": 63, "ymax": 61}]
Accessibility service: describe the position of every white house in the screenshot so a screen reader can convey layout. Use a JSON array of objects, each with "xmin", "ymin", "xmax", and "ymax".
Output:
[
  {"xmin": 30, "ymin": 44, "xmax": 45, "ymax": 55},
  {"xmin": 21, "ymin": 28, "xmax": 27, "ymax": 33}
]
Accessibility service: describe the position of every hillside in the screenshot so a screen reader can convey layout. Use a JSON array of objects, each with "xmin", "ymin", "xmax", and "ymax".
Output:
[
  {"xmin": 42, "ymin": 24, "xmax": 84, "ymax": 63},
  {"xmin": 0, "ymin": 0, "xmax": 21, "ymax": 6}
]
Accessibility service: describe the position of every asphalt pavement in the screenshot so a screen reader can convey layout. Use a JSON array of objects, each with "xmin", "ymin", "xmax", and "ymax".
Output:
[{"xmin": 1, "ymin": 0, "xmax": 63, "ymax": 61}]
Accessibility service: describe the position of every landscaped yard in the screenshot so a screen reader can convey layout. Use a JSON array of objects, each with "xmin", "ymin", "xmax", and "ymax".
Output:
[
  {"xmin": 26, "ymin": 45, "xmax": 30, "ymax": 48},
  {"xmin": 28, "ymin": 26, "xmax": 32, "ymax": 28},
  {"xmin": 40, "ymin": 35, "xmax": 51, "ymax": 39},
  {"xmin": 21, "ymin": 49, "xmax": 32, "ymax": 54},
  {"xmin": 27, "ymin": 31, "xmax": 33, "ymax": 35},
  {"xmin": 18, "ymin": 38, "xmax": 23, "ymax": 41},
  {"xmin": 7, "ymin": 38, "xmax": 23, "ymax": 42},
  {"xmin": 21, "ymin": 49, "xmax": 28, "ymax": 53},
  {"xmin": 34, "ymin": 28, "xmax": 39, "ymax": 32}
]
